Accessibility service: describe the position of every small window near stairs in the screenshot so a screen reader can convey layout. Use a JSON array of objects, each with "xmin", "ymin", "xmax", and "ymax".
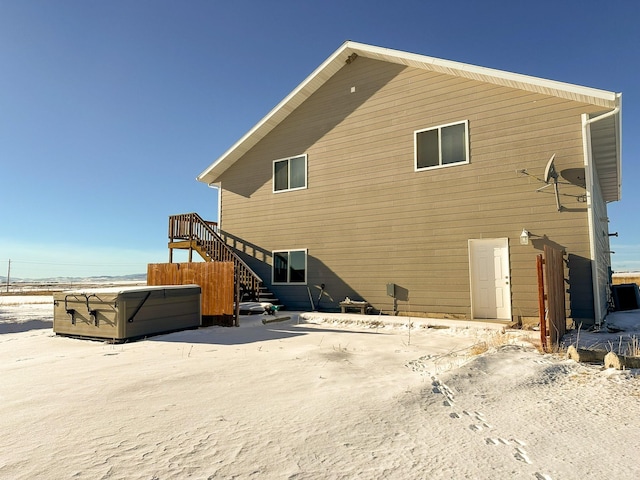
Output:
[{"xmin": 273, "ymin": 249, "xmax": 307, "ymax": 284}]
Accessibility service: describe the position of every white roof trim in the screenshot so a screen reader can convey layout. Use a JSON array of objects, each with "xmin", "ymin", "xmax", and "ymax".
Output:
[
  {"xmin": 197, "ymin": 43, "xmax": 348, "ymax": 184},
  {"xmin": 198, "ymin": 41, "xmax": 620, "ymax": 184},
  {"xmin": 587, "ymin": 94, "xmax": 622, "ymax": 202},
  {"xmin": 348, "ymin": 42, "xmax": 617, "ymax": 104}
]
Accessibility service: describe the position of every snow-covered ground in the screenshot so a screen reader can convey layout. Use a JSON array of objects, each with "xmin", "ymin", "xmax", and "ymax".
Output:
[{"xmin": 1, "ymin": 296, "xmax": 639, "ymax": 479}]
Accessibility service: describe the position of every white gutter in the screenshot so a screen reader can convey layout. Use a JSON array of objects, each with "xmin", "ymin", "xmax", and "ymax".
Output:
[
  {"xmin": 582, "ymin": 103, "xmax": 621, "ymax": 326},
  {"xmin": 207, "ymin": 182, "xmax": 222, "ymax": 232},
  {"xmin": 584, "ymin": 105, "xmax": 620, "ymax": 126}
]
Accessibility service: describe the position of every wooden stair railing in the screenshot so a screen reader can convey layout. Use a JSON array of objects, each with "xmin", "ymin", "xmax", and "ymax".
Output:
[{"xmin": 169, "ymin": 213, "xmax": 262, "ymax": 300}]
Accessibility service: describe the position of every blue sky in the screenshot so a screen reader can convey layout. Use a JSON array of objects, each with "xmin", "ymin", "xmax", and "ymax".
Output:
[{"xmin": 1, "ymin": 0, "xmax": 638, "ymax": 278}]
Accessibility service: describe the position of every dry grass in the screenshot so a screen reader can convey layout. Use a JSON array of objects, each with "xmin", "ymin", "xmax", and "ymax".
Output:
[
  {"xmin": 604, "ymin": 335, "xmax": 640, "ymax": 358},
  {"xmin": 545, "ymin": 342, "xmax": 569, "ymax": 356},
  {"xmin": 469, "ymin": 331, "xmax": 518, "ymax": 356},
  {"xmin": 626, "ymin": 335, "xmax": 640, "ymax": 357},
  {"xmin": 469, "ymin": 342, "xmax": 490, "ymax": 356}
]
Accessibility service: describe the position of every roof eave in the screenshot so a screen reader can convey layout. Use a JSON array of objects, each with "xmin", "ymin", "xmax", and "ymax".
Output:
[
  {"xmin": 346, "ymin": 41, "xmax": 618, "ymax": 106},
  {"xmin": 197, "ymin": 41, "xmax": 356, "ymax": 184},
  {"xmin": 589, "ymin": 93, "xmax": 622, "ymax": 203},
  {"xmin": 198, "ymin": 41, "xmax": 620, "ymax": 185}
]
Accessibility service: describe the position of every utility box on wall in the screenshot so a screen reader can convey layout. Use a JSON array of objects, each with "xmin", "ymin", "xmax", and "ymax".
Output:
[
  {"xmin": 387, "ymin": 283, "xmax": 396, "ymax": 298},
  {"xmin": 53, "ymin": 285, "xmax": 201, "ymax": 342}
]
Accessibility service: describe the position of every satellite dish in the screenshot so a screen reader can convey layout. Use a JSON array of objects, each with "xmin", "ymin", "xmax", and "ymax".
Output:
[
  {"xmin": 543, "ymin": 154, "xmax": 558, "ymax": 183},
  {"xmin": 539, "ymin": 153, "xmax": 561, "ymax": 211},
  {"xmin": 524, "ymin": 153, "xmax": 563, "ymax": 211}
]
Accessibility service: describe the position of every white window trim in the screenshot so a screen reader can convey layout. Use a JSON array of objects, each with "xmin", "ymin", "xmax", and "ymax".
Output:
[
  {"xmin": 272, "ymin": 249, "xmax": 308, "ymax": 285},
  {"xmin": 272, "ymin": 154, "xmax": 308, "ymax": 193},
  {"xmin": 414, "ymin": 119, "xmax": 470, "ymax": 171}
]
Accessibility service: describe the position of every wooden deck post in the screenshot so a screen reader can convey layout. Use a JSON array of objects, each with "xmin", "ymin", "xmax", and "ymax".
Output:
[{"xmin": 234, "ymin": 273, "xmax": 240, "ymax": 327}]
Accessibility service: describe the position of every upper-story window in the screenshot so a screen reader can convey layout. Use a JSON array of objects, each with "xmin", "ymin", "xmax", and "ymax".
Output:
[
  {"xmin": 273, "ymin": 154, "xmax": 307, "ymax": 192},
  {"xmin": 414, "ymin": 120, "xmax": 469, "ymax": 171}
]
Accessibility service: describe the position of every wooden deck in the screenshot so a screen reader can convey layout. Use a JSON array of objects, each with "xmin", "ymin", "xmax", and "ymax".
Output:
[{"xmin": 168, "ymin": 213, "xmax": 262, "ymax": 301}]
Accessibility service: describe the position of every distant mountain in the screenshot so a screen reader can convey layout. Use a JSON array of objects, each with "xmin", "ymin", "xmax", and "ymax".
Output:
[{"xmin": 1, "ymin": 273, "xmax": 147, "ymax": 284}]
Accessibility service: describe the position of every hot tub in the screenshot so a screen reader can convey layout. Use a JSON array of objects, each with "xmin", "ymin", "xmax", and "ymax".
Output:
[{"xmin": 53, "ymin": 285, "xmax": 201, "ymax": 341}]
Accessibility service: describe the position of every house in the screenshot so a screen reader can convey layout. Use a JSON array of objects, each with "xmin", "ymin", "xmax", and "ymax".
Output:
[{"xmin": 195, "ymin": 41, "xmax": 622, "ymax": 326}]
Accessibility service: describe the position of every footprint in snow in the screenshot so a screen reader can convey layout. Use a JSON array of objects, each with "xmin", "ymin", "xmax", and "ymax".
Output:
[
  {"xmin": 514, "ymin": 447, "xmax": 532, "ymax": 464},
  {"xmin": 533, "ymin": 358, "xmax": 553, "ymax": 365},
  {"xmin": 486, "ymin": 437, "xmax": 512, "ymax": 446},
  {"xmin": 534, "ymin": 473, "xmax": 553, "ymax": 480}
]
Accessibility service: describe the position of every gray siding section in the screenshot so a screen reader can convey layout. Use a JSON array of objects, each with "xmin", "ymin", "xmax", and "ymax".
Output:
[
  {"xmin": 589, "ymin": 156, "xmax": 613, "ymax": 323},
  {"xmin": 217, "ymin": 57, "xmax": 607, "ymax": 321}
]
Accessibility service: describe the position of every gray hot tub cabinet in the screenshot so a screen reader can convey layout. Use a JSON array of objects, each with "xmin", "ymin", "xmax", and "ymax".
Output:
[{"xmin": 53, "ymin": 285, "xmax": 201, "ymax": 341}]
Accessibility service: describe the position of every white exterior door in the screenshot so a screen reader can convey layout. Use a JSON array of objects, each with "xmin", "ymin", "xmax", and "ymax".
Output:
[{"xmin": 469, "ymin": 238, "xmax": 511, "ymax": 320}]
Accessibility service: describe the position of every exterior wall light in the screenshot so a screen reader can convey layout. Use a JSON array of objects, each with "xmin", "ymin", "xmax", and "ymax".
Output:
[{"xmin": 520, "ymin": 229, "xmax": 530, "ymax": 245}]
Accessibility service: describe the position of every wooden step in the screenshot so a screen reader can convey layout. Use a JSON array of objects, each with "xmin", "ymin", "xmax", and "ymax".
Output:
[
  {"xmin": 258, "ymin": 295, "xmax": 281, "ymax": 303},
  {"xmin": 258, "ymin": 287, "xmax": 283, "ymax": 308}
]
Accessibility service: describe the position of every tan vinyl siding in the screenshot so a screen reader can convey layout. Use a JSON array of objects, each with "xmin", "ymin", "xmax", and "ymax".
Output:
[{"xmin": 218, "ymin": 57, "xmax": 607, "ymax": 320}]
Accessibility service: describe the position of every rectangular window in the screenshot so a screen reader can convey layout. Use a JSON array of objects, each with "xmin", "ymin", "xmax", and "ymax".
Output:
[
  {"xmin": 415, "ymin": 120, "xmax": 469, "ymax": 171},
  {"xmin": 273, "ymin": 154, "xmax": 307, "ymax": 192},
  {"xmin": 273, "ymin": 249, "xmax": 307, "ymax": 284}
]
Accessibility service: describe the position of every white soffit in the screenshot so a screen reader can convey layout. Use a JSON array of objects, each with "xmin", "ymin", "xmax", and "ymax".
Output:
[
  {"xmin": 198, "ymin": 41, "xmax": 620, "ymax": 184},
  {"xmin": 590, "ymin": 110, "xmax": 622, "ymax": 202}
]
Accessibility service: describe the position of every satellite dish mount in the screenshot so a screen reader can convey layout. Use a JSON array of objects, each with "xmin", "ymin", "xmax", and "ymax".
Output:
[{"xmin": 537, "ymin": 154, "xmax": 562, "ymax": 211}]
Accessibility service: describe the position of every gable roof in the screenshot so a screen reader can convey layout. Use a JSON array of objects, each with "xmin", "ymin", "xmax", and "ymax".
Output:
[{"xmin": 197, "ymin": 41, "xmax": 621, "ymax": 200}]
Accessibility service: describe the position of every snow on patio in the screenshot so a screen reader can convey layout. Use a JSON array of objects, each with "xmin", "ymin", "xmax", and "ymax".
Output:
[{"xmin": 0, "ymin": 296, "xmax": 639, "ymax": 479}]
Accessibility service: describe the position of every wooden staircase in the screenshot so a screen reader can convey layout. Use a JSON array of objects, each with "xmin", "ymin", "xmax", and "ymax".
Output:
[
  {"xmin": 168, "ymin": 213, "xmax": 280, "ymax": 306},
  {"xmin": 256, "ymin": 285, "xmax": 280, "ymax": 305}
]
